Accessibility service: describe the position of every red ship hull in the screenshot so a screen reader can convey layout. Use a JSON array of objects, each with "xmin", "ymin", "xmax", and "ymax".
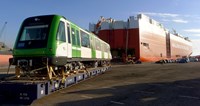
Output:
[{"xmin": 90, "ymin": 14, "xmax": 192, "ymax": 62}]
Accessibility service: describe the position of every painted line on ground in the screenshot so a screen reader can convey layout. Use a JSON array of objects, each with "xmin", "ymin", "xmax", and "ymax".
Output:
[
  {"xmin": 110, "ymin": 101, "xmax": 125, "ymax": 105},
  {"xmin": 179, "ymin": 95, "xmax": 200, "ymax": 100},
  {"xmin": 81, "ymin": 95, "xmax": 93, "ymax": 99}
]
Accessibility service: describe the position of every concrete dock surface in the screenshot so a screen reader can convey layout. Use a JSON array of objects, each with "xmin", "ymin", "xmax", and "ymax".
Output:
[{"xmin": 1, "ymin": 62, "xmax": 200, "ymax": 106}]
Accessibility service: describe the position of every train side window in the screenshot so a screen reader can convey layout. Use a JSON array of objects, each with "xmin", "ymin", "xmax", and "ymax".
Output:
[
  {"xmin": 95, "ymin": 39, "xmax": 98, "ymax": 50},
  {"xmin": 67, "ymin": 24, "xmax": 71, "ymax": 43},
  {"xmin": 56, "ymin": 21, "xmax": 66, "ymax": 42},
  {"xmin": 71, "ymin": 28, "xmax": 76, "ymax": 45},
  {"xmin": 76, "ymin": 30, "xmax": 80, "ymax": 46},
  {"xmin": 90, "ymin": 36, "xmax": 94, "ymax": 49},
  {"xmin": 104, "ymin": 45, "xmax": 107, "ymax": 52},
  {"xmin": 80, "ymin": 30, "xmax": 90, "ymax": 48},
  {"xmin": 95, "ymin": 39, "xmax": 101, "ymax": 50},
  {"xmin": 106, "ymin": 46, "xmax": 109, "ymax": 52},
  {"xmin": 101, "ymin": 43, "xmax": 104, "ymax": 52}
]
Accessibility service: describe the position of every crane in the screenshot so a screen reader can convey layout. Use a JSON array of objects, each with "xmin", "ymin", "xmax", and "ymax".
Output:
[
  {"xmin": 0, "ymin": 22, "xmax": 7, "ymax": 49},
  {"xmin": 0, "ymin": 22, "xmax": 7, "ymax": 39}
]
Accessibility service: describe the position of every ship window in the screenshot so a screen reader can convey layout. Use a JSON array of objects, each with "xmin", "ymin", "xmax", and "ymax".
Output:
[
  {"xmin": 80, "ymin": 30, "xmax": 90, "ymax": 48},
  {"xmin": 149, "ymin": 19, "xmax": 153, "ymax": 24},
  {"xmin": 56, "ymin": 21, "xmax": 66, "ymax": 42},
  {"xmin": 142, "ymin": 42, "xmax": 149, "ymax": 49}
]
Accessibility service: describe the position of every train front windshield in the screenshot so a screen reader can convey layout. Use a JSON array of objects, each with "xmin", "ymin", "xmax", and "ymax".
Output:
[
  {"xmin": 16, "ymin": 15, "xmax": 54, "ymax": 49},
  {"xmin": 20, "ymin": 25, "xmax": 48, "ymax": 41}
]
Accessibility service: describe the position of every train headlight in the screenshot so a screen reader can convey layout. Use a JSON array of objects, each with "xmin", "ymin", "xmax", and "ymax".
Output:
[{"xmin": 18, "ymin": 60, "xmax": 28, "ymax": 67}]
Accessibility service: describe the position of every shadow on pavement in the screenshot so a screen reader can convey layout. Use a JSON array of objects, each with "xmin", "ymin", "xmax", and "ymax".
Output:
[{"xmin": 55, "ymin": 78, "xmax": 200, "ymax": 106}]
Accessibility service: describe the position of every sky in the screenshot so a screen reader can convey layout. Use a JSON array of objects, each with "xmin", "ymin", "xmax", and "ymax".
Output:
[{"xmin": 0, "ymin": 0, "xmax": 200, "ymax": 55}]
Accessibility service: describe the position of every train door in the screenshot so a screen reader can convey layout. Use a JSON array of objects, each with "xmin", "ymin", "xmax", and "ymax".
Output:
[
  {"xmin": 71, "ymin": 25, "xmax": 81, "ymax": 58},
  {"xmin": 66, "ymin": 22, "xmax": 72, "ymax": 58},
  {"xmin": 55, "ymin": 19, "xmax": 68, "ymax": 57}
]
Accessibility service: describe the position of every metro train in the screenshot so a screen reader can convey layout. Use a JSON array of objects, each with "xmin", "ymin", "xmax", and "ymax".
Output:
[{"xmin": 10, "ymin": 15, "xmax": 112, "ymax": 79}]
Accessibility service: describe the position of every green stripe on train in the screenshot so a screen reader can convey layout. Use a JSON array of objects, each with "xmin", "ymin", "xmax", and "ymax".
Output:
[
  {"xmin": 92, "ymin": 49, "xmax": 96, "ymax": 58},
  {"xmin": 72, "ymin": 49, "xmax": 81, "ymax": 57},
  {"xmin": 47, "ymin": 15, "xmax": 62, "ymax": 56}
]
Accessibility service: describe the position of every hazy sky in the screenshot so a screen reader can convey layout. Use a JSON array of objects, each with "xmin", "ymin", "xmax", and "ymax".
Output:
[{"xmin": 0, "ymin": 0, "xmax": 199, "ymax": 55}]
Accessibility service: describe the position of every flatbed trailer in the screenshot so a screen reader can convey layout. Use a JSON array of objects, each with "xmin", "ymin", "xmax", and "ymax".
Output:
[{"xmin": 0, "ymin": 66, "xmax": 110, "ymax": 105}]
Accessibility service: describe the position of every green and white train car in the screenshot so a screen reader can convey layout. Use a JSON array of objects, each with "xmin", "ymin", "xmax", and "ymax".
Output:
[{"xmin": 10, "ymin": 15, "xmax": 111, "ymax": 79}]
